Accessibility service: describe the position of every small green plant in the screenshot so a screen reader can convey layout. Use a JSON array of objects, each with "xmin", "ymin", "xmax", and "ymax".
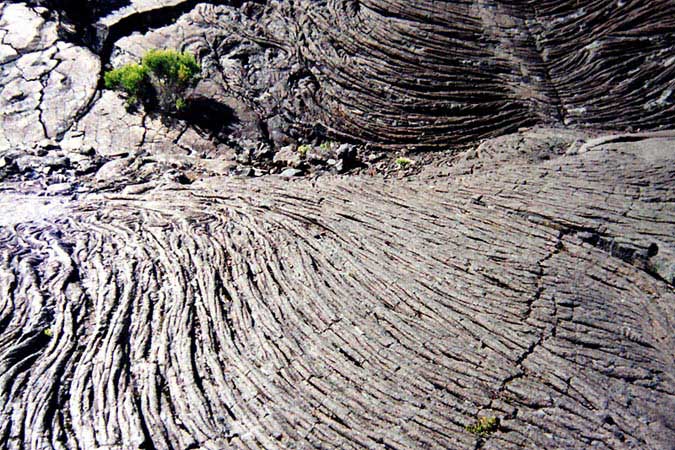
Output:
[
  {"xmin": 43, "ymin": 328, "xmax": 54, "ymax": 338},
  {"xmin": 104, "ymin": 49, "xmax": 201, "ymax": 114},
  {"xmin": 319, "ymin": 141, "xmax": 335, "ymax": 152},
  {"xmin": 104, "ymin": 63, "xmax": 148, "ymax": 106},
  {"xmin": 141, "ymin": 49, "xmax": 200, "ymax": 88},
  {"xmin": 297, "ymin": 144, "xmax": 311, "ymax": 157},
  {"xmin": 395, "ymin": 157, "xmax": 413, "ymax": 169},
  {"xmin": 465, "ymin": 416, "xmax": 498, "ymax": 437}
]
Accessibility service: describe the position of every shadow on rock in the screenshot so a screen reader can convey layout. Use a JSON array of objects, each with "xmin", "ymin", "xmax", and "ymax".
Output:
[{"xmin": 179, "ymin": 97, "xmax": 238, "ymax": 142}]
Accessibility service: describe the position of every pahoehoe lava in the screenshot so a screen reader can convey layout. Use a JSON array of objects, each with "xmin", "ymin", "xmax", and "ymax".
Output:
[
  {"xmin": 17, "ymin": 0, "xmax": 673, "ymax": 149},
  {"xmin": 2, "ymin": 135, "xmax": 675, "ymax": 449},
  {"xmin": 1, "ymin": 0, "xmax": 675, "ymax": 449},
  {"xmin": 299, "ymin": 0, "xmax": 675, "ymax": 147}
]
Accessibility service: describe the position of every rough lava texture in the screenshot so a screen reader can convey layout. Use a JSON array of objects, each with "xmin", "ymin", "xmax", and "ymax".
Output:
[
  {"xmin": 0, "ymin": 3, "xmax": 100, "ymax": 150},
  {"xmin": 297, "ymin": 0, "xmax": 675, "ymax": 147},
  {"xmin": 3, "ymin": 0, "xmax": 674, "ymax": 159},
  {"xmin": 2, "ymin": 129, "xmax": 675, "ymax": 450},
  {"xmin": 0, "ymin": 1, "xmax": 675, "ymax": 450}
]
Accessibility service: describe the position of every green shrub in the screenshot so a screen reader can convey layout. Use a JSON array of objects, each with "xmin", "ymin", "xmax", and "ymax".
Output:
[
  {"xmin": 395, "ymin": 157, "xmax": 413, "ymax": 169},
  {"xmin": 104, "ymin": 63, "xmax": 148, "ymax": 105},
  {"xmin": 104, "ymin": 49, "xmax": 201, "ymax": 114},
  {"xmin": 141, "ymin": 49, "xmax": 200, "ymax": 89},
  {"xmin": 465, "ymin": 416, "xmax": 498, "ymax": 437}
]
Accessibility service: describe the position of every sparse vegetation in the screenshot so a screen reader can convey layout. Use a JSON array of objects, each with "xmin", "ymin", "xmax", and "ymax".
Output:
[
  {"xmin": 395, "ymin": 157, "xmax": 413, "ymax": 169},
  {"xmin": 103, "ymin": 63, "xmax": 148, "ymax": 106},
  {"xmin": 319, "ymin": 141, "xmax": 335, "ymax": 152},
  {"xmin": 297, "ymin": 144, "xmax": 311, "ymax": 157},
  {"xmin": 43, "ymin": 328, "xmax": 54, "ymax": 338},
  {"xmin": 465, "ymin": 416, "xmax": 498, "ymax": 437},
  {"xmin": 104, "ymin": 49, "xmax": 201, "ymax": 114}
]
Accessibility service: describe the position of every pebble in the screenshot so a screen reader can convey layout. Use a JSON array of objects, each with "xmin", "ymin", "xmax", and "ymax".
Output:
[
  {"xmin": 46, "ymin": 182, "xmax": 72, "ymax": 195},
  {"xmin": 279, "ymin": 168, "xmax": 303, "ymax": 178}
]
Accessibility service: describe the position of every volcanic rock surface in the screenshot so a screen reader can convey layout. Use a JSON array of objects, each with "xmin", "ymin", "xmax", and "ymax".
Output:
[{"xmin": 1, "ymin": 1, "xmax": 675, "ymax": 449}]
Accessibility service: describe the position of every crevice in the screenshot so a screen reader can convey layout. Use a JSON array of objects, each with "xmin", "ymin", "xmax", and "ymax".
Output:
[
  {"xmin": 90, "ymin": 0, "xmax": 265, "ymax": 63},
  {"xmin": 496, "ymin": 229, "xmax": 565, "ymax": 398},
  {"xmin": 506, "ymin": 208, "xmax": 672, "ymax": 286},
  {"xmin": 515, "ymin": 2, "xmax": 566, "ymax": 124}
]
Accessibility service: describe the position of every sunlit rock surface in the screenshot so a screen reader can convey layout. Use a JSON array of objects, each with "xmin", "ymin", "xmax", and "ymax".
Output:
[{"xmin": 0, "ymin": 1, "xmax": 674, "ymax": 449}]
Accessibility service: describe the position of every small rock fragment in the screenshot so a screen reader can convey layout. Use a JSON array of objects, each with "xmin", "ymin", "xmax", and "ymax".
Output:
[
  {"xmin": 46, "ymin": 182, "xmax": 72, "ymax": 195},
  {"xmin": 234, "ymin": 167, "xmax": 255, "ymax": 177},
  {"xmin": 279, "ymin": 168, "xmax": 303, "ymax": 178},
  {"xmin": 273, "ymin": 145, "xmax": 303, "ymax": 168},
  {"xmin": 43, "ymin": 155, "xmax": 69, "ymax": 169},
  {"xmin": 336, "ymin": 144, "xmax": 356, "ymax": 161}
]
